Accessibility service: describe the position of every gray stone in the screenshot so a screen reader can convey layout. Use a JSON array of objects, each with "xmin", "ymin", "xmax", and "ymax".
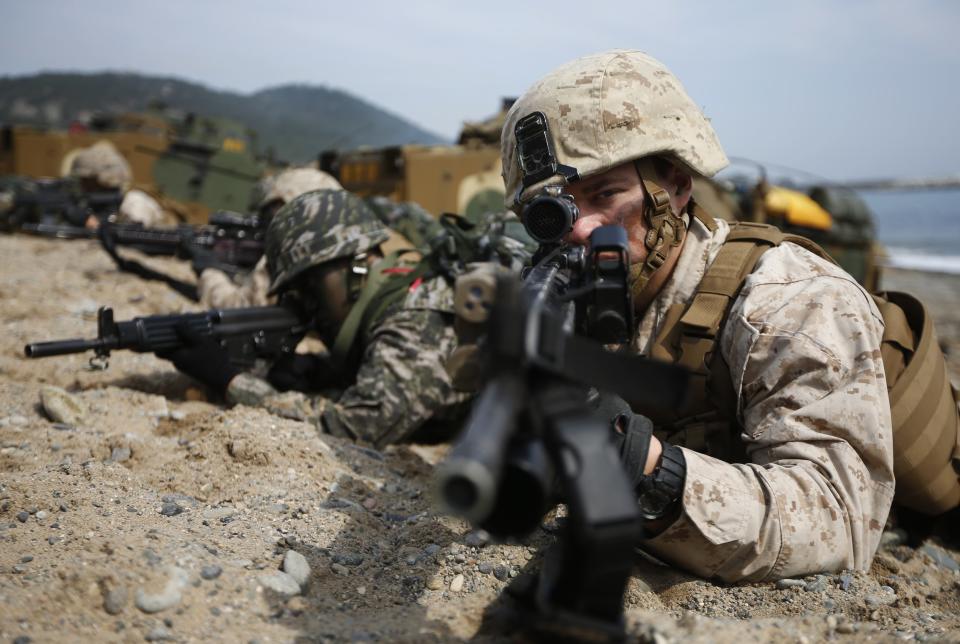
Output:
[
  {"xmin": 40, "ymin": 386, "xmax": 87, "ymax": 426},
  {"xmin": 880, "ymin": 529, "xmax": 908, "ymax": 549},
  {"xmin": 423, "ymin": 544, "xmax": 441, "ymax": 557},
  {"xmin": 838, "ymin": 573, "xmax": 854, "ymax": 591},
  {"xmin": 135, "ymin": 567, "xmax": 187, "ymax": 613},
  {"xmin": 34, "ymin": 510, "xmax": 48, "ymax": 520},
  {"xmin": 202, "ymin": 507, "xmax": 236, "ymax": 522},
  {"xmin": 258, "ymin": 571, "xmax": 300, "ymax": 597},
  {"xmin": 109, "ymin": 447, "xmax": 131, "ymax": 463},
  {"xmin": 20, "ymin": 555, "xmax": 33, "ymax": 563},
  {"xmin": 805, "ymin": 576, "xmax": 829, "ymax": 593},
  {"xmin": 103, "ymin": 587, "xmax": 127, "ymax": 615},
  {"xmin": 330, "ymin": 563, "xmax": 349, "ymax": 576},
  {"xmin": 200, "ymin": 565, "xmax": 222, "ymax": 581},
  {"xmin": 465, "ymin": 530, "xmax": 490, "ymax": 548},
  {"xmin": 865, "ymin": 586, "xmax": 897, "ymax": 608},
  {"xmin": 283, "ymin": 551, "xmax": 311, "ymax": 588},
  {"xmin": 776, "ymin": 578, "xmax": 806, "ymax": 590},
  {"xmin": 493, "ymin": 565, "xmax": 510, "ymax": 582},
  {"xmin": 6, "ymin": 415, "xmax": 28, "ymax": 427},
  {"xmin": 145, "ymin": 626, "xmax": 175, "ymax": 641},
  {"xmin": 159, "ymin": 503, "xmax": 184, "ymax": 517},
  {"xmin": 16, "ymin": 511, "xmax": 29, "ymax": 523},
  {"xmin": 332, "ymin": 552, "xmax": 364, "ymax": 567},
  {"xmin": 478, "ymin": 561, "xmax": 494, "ymax": 575},
  {"xmin": 920, "ymin": 545, "xmax": 960, "ymax": 572}
]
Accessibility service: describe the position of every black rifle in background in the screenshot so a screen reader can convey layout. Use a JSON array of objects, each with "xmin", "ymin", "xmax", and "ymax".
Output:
[
  {"xmin": 22, "ymin": 211, "xmax": 264, "ymax": 270},
  {"xmin": 2, "ymin": 177, "xmax": 122, "ymax": 230},
  {"xmin": 24, "ymin": 304, "xmax": 305, "ymax": 371},
  {"xmin": 22, "ymin": 211, "xmax": 265, "ymax": 302},
  {"xmin": 435, "ymin": 222, "xmax": 689, "ymax": 639}
]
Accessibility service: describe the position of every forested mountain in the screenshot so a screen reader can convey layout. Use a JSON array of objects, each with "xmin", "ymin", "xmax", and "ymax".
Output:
[{"xmin": 0, "ymin": 72, "xmax": 447, "ymax": 161}]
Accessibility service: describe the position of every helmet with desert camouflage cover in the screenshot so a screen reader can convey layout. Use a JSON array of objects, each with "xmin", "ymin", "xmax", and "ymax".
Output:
[
  {"xmin": 502, "ymin": 49, "xmax": 728, "ymax": 293},
  {"xmin": 251, "ymin": 167, "xmax": 342, "ymax": 212},
  {"xmin": 69, "ymin": 140, "xmax": 132, "ymax": 190},
  {"xmin": 265, "ymin": 188, "xmax": 390, "ymax": 295}
]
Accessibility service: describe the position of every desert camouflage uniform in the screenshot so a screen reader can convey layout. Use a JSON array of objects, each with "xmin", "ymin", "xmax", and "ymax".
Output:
[
  {"xmin": 117, "ymin": 188, "xmax": 168, "ymax": 228},
  {"xmin": 70, "ymin": 141, "xmax": 172, "ymax": 227},
  {"xmin": 633, "ymin": 216, "xmax": 894, "ymax": 582},
  {"xmin": 502, "ymin": 49, "xmax": 894, "ymax": 582},
  {"xmin": 198, "ymin": 256, "xmax": 273, "ymax": 308},
  {"xmin": 227, "ymin": 271, "xmax": 469, "ymax": 448}
]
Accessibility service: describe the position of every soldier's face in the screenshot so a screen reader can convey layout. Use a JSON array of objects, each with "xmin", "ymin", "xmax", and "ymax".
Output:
[
  {"xmin": 293, "ymin": 260, "xmax": 352, "ymax": 342},
  {"xmin": 563, "ymin": 162, "xmax": 650, "ymax": 264}
]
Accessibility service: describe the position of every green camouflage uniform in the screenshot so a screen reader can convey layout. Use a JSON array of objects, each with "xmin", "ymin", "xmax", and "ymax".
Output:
[{"xmin": 225, "ymin": 189, "xmax": 472, "ymax": 447}]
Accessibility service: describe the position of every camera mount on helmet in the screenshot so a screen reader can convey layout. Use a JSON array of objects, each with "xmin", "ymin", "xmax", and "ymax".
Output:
[{"xmin": 512, "ymin": 111, "xmax": 578, "ymax": 206}]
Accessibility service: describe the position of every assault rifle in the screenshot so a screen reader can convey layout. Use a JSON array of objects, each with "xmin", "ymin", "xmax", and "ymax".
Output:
[
  {"xmin": 22, "ymin": 210, "xmax": 265, "ymax": 271},
  {"xmin": 436, "ymin": 223, "xmax": 689, "ymax": 639},
  {"xmin": 24, "ymin": 304, "xmax": 305, "ymax": 370},
  {"xmin": 2, "ymin": 177, "xmax": 122, "ymax": 230}
]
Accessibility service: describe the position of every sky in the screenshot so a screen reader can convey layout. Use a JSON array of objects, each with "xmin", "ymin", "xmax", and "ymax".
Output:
[{"xmin": 1, "ymin": 0, "xmax": 958, "ymax": 182}]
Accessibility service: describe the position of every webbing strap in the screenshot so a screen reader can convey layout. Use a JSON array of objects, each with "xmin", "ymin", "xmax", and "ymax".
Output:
[
  {"xmin": 675, "ymin": 224, "xmax": 783, "ymax": 371},
  {"xmin": 329, "ymin": 251, "xmax": 417, "ymax": 367}
]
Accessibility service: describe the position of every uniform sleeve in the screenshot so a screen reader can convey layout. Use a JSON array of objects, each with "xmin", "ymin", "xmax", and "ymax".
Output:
[
  {"xmin": 644, "ymin": 267, "xmax": 895, "ymax": 582},
  {"xmin": 117, "ymin": 190, "xmax": 165, "ymax": 227},
  {"xmin": 198, "ymin": 257, "xmax": 272, "ymax": 309},
  {"xmin": 319, "ymin": 307, "xmax": 469, "ymax": 448}
]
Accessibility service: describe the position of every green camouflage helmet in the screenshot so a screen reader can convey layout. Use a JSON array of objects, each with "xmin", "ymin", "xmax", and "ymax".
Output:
[{"xmin": 266, "ymin": 189, "xmax": 390, "ymax": 295}]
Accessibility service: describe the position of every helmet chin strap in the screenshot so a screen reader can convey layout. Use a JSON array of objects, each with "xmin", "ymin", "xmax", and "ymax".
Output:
[{"xmin": 628, "ymin": 157, "xmax": 689, "ymax": 306}]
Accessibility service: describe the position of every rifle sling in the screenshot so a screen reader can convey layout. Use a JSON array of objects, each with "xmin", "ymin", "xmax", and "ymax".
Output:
[{"xmin": 99, "ymin": 227, "xmax": 200, "ymax": 302}]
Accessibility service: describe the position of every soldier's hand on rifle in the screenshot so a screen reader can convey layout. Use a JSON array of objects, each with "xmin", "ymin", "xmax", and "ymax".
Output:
[
  {"xmin": 591, "ymin": 390, "xmax": 660, "ymax": 486},
  {"xmin": 266, "ymin": 353, "xmax": 339, "ymax": 392},
  {"xmin": 156, "ymin": 323, "xmax": 239, "ymax": 395}
]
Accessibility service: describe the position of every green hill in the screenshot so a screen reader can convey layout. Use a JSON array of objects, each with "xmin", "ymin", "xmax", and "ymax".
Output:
[{"xmin": 0, "ymin": 72, "xmax": 448, "ymax": 162}]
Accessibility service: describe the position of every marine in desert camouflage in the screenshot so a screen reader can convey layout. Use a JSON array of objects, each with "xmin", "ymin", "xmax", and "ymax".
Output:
[{"xmin": 503, "ymin": 49, "xmax": 893, "ymax": 582}]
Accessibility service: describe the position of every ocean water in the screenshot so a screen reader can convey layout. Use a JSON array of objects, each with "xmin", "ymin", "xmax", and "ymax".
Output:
[{"xmin": 858, "ymin": 188, "xmax": 960, "ymax": 274}]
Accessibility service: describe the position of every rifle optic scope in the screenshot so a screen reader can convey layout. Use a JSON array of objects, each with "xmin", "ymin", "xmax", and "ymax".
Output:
[{"xmin": 522, "ymin": 189, "xmax": 579, "ymax": 245}]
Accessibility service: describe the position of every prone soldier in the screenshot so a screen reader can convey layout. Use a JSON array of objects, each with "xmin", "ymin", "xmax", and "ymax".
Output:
[
  {"xmin": 501, "ymin": 50, "xmax": 894, "ymax": 582},
  {"xmin": 195, "ymin": 167, "xmax": 343, "ymax": 308},
  {"xmin": 163, "ymin": 189, "xmax": 499, "ymax": 447}
]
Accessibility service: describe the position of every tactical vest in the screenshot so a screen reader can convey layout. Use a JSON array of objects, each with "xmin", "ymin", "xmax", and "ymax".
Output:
[
  {"xmin": 329, "ymin": 211, "xmax": 534, "ymax": 372},
  {"xmin": 648, "ymin": 213, "xmax": 960, "ymax": 516}
]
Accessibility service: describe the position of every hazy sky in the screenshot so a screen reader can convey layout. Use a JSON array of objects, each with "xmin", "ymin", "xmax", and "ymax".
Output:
[{"xmin": 2, "ymin": 0, "xmax": 958, "ymax": 181}]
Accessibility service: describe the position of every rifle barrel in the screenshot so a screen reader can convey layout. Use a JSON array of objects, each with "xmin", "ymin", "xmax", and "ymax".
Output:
[
  {"xmin": 24, "ymin": 337, "xmax": 110, "ymax": 358},
  {"xmin": 436, "ymin": 372, "xmax": 525, "ymax": 524}
]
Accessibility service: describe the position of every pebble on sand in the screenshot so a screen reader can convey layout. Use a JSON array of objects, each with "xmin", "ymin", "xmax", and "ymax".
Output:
[
  {"xmin": 258, "ymin": 571, "xmax": 301, "ymax": 597},
  {"xmin": 283, "ymin": 550, "xmax": 311, "ymax": 588},
  {"xmin": 40, "ymin": 386, "xmax": 87, "ymax": 426},
  {"xmin": 135, "ymin": 567, "xmax": 187, "ymax": 613}
]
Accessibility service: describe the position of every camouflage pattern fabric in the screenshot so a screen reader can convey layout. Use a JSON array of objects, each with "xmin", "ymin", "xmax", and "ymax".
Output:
[
  {"xmin": 68, "ymin": 140, "xmax": 132, "ymax": 190},
  {"xmin": 265, "ymin": 189, "xmax": 390, "ymax": 295},
  {"xmin": 501, "ymin": 49, "xmax": 728, "ymax": 208},
  {"xmin": 632, "ymin": 216, "xmax": 894, "ymax": 582},
  {"xmin": 227, "ymin": 273, "xmax": 470, "ymax": 448},
  {"xmin": 198, "ymin": 256, "xmax": 273, "ymax": 309},
  {"xmin": 117, "ymin": 189, "xmax": 167, "ymax": 227}
]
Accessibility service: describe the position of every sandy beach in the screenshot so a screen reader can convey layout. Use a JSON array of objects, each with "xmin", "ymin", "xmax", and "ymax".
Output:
[{"xmin": 0, "ymin": 235, "xmax": 957, "ymax": 643}]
